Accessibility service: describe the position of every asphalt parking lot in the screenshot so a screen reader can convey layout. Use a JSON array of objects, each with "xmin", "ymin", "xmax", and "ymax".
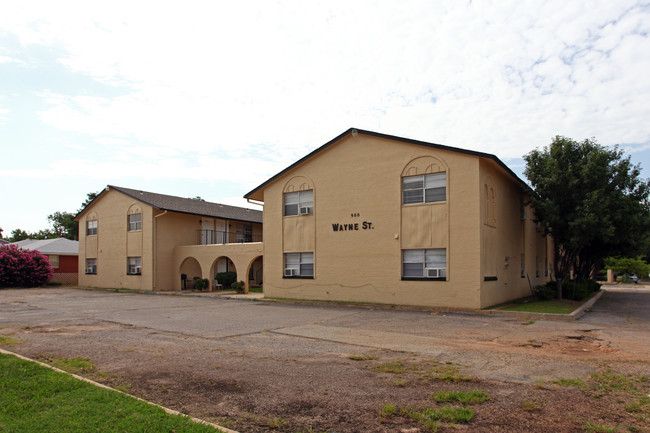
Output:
[
  {"xmin": 1, "ymin": 286, "xmax": 648, "ymax": 379},
  {"xmin": 1, "ymin": 287, "xmax": 649, "ymax": 432}
]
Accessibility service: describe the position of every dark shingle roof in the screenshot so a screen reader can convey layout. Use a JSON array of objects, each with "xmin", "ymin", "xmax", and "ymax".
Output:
[{"xmin": 102, "ymin": 185, "xmax": 262, "ymax": 223}]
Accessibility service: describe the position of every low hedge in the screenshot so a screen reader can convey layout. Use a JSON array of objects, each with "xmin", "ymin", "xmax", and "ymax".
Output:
[
  {"xmin": 532, "ymin": 279, "xmax": 601, "ymax": 301},
  {"xmin": 216, "ymin": 271, "xmax": 237, "ymax": 288}
]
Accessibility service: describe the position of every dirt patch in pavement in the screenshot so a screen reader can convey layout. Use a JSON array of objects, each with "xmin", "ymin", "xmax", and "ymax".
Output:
[{"xmin": 3, "ymin": 318, "xmax": 648, "ymax": 433}]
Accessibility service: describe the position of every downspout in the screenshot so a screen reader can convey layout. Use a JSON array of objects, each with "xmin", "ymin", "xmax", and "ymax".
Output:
[{"xmin": 152, "ymin": 210, "xmax": 168, "ymax": 290}]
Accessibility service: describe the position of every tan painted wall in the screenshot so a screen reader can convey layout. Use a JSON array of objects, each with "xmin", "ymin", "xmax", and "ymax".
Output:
[
  {"xmin": 78, "ymin": 189, "xmax": 154, "ymax": 290},
  {"xmin": 78, "ymin": 188, "xmax": 263, "ymax": 292},
  {"xmin": 478, "ymin": 159, "xmax": 553, "ymax": 308},
  {"xmin": 261, "ymin": 133, "xmax": 486, "ymax": 308},
  {"xmin": 258, "ymin": 134, "xmax": 551, "ymax": 309}
]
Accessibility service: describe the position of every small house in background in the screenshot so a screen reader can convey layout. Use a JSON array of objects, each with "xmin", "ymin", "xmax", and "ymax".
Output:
[{"xmin": 12, "ymin": 238, "xmax": 79, "ymax": 285}]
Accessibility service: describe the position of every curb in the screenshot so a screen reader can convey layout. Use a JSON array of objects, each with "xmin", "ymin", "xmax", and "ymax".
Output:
[
  {"xmin": 258, "ymin": 291, "xmax": 606, "ymax": 322},
  {"xmin": 67, "ymin": 286, "xmax": 605, "ymax": 322},
  {"xmin": 0, "ymin": 348, "xmax": 239, "ymax": 433}
]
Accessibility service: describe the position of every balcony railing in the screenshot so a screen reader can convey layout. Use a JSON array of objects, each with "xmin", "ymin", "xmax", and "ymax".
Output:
[{"xmin": 197, "ymin": 230, "xmax": 262, "ymax": 245}]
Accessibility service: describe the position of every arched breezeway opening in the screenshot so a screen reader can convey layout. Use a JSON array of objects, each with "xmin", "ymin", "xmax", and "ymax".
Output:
[
  {"xmin": 247, "ymin": 255, "xmax": 263, "ymax": 292},
  {"xmin": 179, "ymin": 257, "xmax": 202, "ymax": 290},
  {"xmin": 211, "ymin": 256, "xmax": 237, "ymax": 290}
]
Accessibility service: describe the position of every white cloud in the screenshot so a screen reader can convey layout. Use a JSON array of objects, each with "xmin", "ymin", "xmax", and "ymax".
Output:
[{"xmin": 0, "ymin": 1, "xmax": 649, "ymax": 186}]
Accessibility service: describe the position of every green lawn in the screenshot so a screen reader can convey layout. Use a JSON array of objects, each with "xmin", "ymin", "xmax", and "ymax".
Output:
[
  {"xmin": 498, "ymin": 299, "xmax": 580, "ymax": 314},
  {"xmin": 0, "ymin": 353, "xmax": 224, "ymax": 433}
]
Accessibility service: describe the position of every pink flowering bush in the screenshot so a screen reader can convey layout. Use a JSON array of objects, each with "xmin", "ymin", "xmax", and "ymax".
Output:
[{"xmin": 0, "ymin": 245, "xmax": 53, "ymax": 287}]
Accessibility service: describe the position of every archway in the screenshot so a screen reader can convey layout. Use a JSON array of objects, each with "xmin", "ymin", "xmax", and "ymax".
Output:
[
  {"xmin": 211, "ymin": 256, "xmax": 237, "ymax": 289},
  {"xmin": 179, "ymin": 257, "xmax": 202, "ymax": 290},
  {"xmin": 247, "ymin": 256, "xmax": 263, "ymax": 291}
]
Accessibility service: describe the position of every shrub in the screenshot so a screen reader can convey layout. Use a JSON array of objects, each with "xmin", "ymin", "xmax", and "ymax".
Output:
[
  {"xmin": 231, "ymin": 280, "xmax": 246, "ymax": 293},
  {"xmin": 532, "ymin": 282, "xmax": 556, "ymax": 300},
  {"xmin": 0, "ymin": 245, "xmax": 53, "ymax": 288},
  {"xmin": 562, "ymin": 279, "xmax": 600, "ymax": 301},
  {"xmin": 216, "ymin": 271, "xmax": 237, "ymax": 288},
  {"xmin": 192, "ymin": 278, "xmax": 209, "ymax": 291},
  {"xmin": 533, "ymin": 279, "xmax": 601, "ymax": 301}
]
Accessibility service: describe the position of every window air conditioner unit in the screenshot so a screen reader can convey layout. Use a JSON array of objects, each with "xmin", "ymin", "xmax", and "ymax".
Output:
[
  {"xmin": 299, "ymin": 206, "xmax": 313, "ymax": 215},
  {"xmin": 425, "ymin": 268, "xmax": 443, "ymax": 278},
  {"xmin": 85, "ymin": 268, "xmax": 94, "ymax": 274},
  {"xmin": 284, "ymin": 268, "xmax": 296, "ymax": 277},
  {"xmin": 135, "ymin": 266, "xmax": 141, "ymax": 274}
]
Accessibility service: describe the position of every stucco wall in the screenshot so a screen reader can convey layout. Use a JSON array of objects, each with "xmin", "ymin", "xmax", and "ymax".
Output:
[
  {"xmin": 261, "ymin": 133, "xmax": 485, "ymax": 308},
  {"xmin": 78, "ymin": 189, "xmax": 154, "ymax": 290},
  {"xmin": 77, "ymin": 187, "xmax": 263, "ymax": 292},
  {"xmin": 478, "ymin": 159, "xmax": 553, "ymax": 308}
]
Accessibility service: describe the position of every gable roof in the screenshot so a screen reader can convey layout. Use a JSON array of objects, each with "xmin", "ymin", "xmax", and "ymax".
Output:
[
  {"xmin": 244, "ymin": 128, "xmax": 528, "ymax": 201},
  {"xmin": 12, "ymin": 238, "xmax": 79, "ymax": 255},
  {"xmin": 77, "ymin": 186, "xmax": 263, "ymax": 224}
]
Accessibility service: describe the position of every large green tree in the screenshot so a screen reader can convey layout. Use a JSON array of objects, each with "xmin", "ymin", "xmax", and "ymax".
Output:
[
  {"xmin": 46, "ymin": 211, "xmax": 78, "ymax": 240},
  {"xmin": 524, "ymin": 136, "xmax": 650, "ymax": 298}
]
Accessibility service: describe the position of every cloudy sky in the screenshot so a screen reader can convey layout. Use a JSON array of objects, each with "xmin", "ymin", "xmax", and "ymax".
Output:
[{"xmin": 1, "ymin": 0, "xmax": 649, "ymax": 235}]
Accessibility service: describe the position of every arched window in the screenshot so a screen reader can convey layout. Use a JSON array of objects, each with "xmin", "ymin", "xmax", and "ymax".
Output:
[
  {"xmin": 127, "ymin": 205, "xmax": 142, "ymax": 231},
  {"xmin": 86, "ymin": 212, "xmax": 98, "ymax": 236},
  {"xmin": 283, "ymin": 176, "xmax": 314, "ymax": 216},
  {"xmin": 401, "ymin": 156, "xmax": 447, "ymax": 205}
]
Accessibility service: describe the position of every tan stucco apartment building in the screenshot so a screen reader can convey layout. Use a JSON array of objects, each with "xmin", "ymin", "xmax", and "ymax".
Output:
[
  {"xmin": 76, "ymin": 186, "xmax": 263, "ymax": 291},
  {"xmin": 245, "ymin": 128, "xmax": 552, "ymax": 309},
  {"xmin": 75, "ymin": 129, "xmax": 551, "ymax": 309}
]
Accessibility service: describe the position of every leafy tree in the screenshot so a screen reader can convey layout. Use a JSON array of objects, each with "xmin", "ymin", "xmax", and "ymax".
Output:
[
  {"xmin": 524, "ymin": 136, "xmax": 650, "ymax": 298},
  {"xmin": 9, "ymin": 229, "xmax": 31, "ymax": 242},
  {"xmin": 77, "ymin": 191, "xmax": 100, "ymax": 213},
  {"xmin": 47, "ymin": 211, "xmax": 78, "ymax": 240},
  {"xmin": 604, "ymin": 257, "xmax": 650, "ymax": 278}
]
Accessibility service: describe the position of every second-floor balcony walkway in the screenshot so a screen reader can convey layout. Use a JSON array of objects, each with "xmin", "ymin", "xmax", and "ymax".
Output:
[{"xmin": 197, "ymin": 229, "xmax": 262, "ymax": 245}]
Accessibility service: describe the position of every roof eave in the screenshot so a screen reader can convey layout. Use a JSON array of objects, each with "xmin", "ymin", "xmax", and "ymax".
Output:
[{"xmin": 243, "ymin": 128, "xmax": 529, "ymax": 200}]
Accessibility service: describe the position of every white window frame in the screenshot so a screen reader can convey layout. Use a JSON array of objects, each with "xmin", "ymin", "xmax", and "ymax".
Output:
[
  {"xmin": 87, "ymin": 219, "xmax": 98, "ymax": 236},
  {"xmin": 48, "ymin": 255, "xmax": 60, "ymax": 269},
  {"xmin": 127, "ymin": 213, "xmax": 142, "ymax": 231},
  {"xmin": 284, "ymin": 190, "xmax": 314, "ymax": 216},
  {"xmin": 402, "ymin": 172, "xmax": 446, "ymax": 205},
  {"xmin": 85, "ymin": 258, "xmax": 97, "ymax": 274},
  {"xmin": 402, "ymin": 248, "xmax": 447, "ymax": 280},
  {"xmin": 284, "ymin": 252, "xmax": 314, "ymax": 277},
  {"xmin": 127, "ymin": 256, "xmax": 142, "ymax": 275}
]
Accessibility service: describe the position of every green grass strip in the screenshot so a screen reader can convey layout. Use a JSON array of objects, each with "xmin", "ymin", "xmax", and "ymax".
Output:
[
  {"xmin": 0, "ymin": 353, "xmax": 223, "ymax": 433},
  {"xmin": 499, "ymin": 300, "xmax": 578, "ymax": 314}
]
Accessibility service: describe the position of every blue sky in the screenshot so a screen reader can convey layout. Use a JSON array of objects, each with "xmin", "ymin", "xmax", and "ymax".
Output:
[{"xmin": 1, "ymin": 0, "xmax": 650, "ymax": 235}]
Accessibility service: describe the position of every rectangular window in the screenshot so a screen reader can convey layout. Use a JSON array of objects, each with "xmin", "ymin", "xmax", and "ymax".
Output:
[
  {"xmin": 284, "ymin": 190, "xmax": 314, "ymax": 216},
  {"xmin": 48, "ymin": 255, "xmax": 60, "ymax": 269},
  {"xmin": 284, "ymin": 252, "xmax": 314, "ymax": 277},
  {"xmin": 128, "ymin": 213, "xmax": 142, "ymax": 231},
  {"xmin": 402, "ymin": 173, "xmax": 446, "ymax": 205},
  {"xmin": 87, "ymin": 220, "xmax": 98, "ymax": 236},
  {"xmin": 85, "ymin": 258, "xmax": 97, "ymax": 274},
  {"xmin": 127, "ymin": 257, "xmax": 142, "ymax": 275},
  {"xmin": 402, "ymin": 248, "xmax": 447, "ymax": 280}
]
